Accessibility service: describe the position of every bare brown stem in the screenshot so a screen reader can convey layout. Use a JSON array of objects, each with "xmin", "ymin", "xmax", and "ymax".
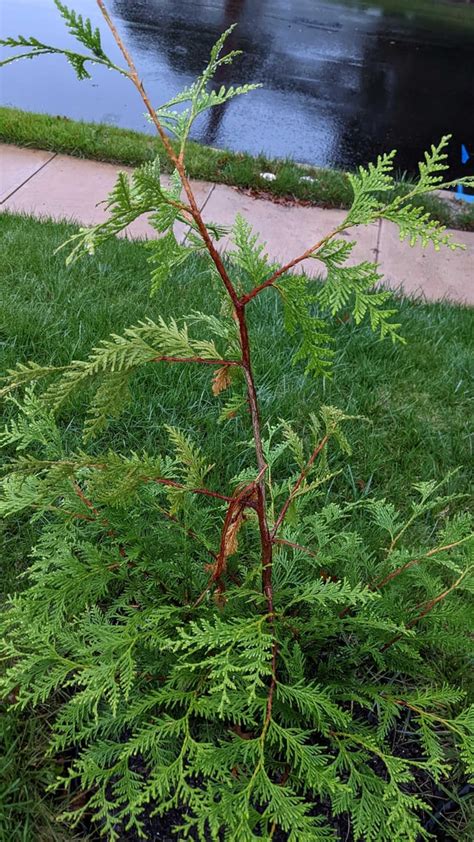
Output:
[
  {"xmin": 239, "ymin": 230, "xmax": 344, "ymax": 305},
  {"xmin": 194, "ymin": 467, "xmax": 267, "ymax": 607},
  {"xmin": 96, "ymin": 0, "xmax": 240, "ymax": 308},
  {"xmin": 149, "ymin": 477, "xmax": 236, "ymax": 503},
  {"xmin": 70, "ymin": 460, "xmax": 238, "ymax": 505},
  {"xmin": 374, "ymin": 535, "xmax": 474, "ymax": 590},
  {"xmin": 229, "ymin": 303, "xmax": 275, "ymax": 640},
  {"xmin": 47, "ymin": 457, "xmax": 242, "ymax": 506},
  {"xmin": 57, "ymin": 507, "xmax": 95, "ymax": 522},
  {"xmin": 211, "ymin": 474, "xmax": 260, "ymax": 584},
  {"xmin": 72, "ymin": 481, "xmax": 101, "ymax": 516}
]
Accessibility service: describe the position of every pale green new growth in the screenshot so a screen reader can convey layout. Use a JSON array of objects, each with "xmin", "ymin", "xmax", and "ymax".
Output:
[
  {"xmin": 344, "ymin": 136, "xmax": 473, "ymax": 250},
  {"xmin": 230, "ymin": 214, "xmax": 279, "ymax": 286},
  {"xmin": 155, "ymin": 26, "xmax": 260, "ymax": 153},
  {"xmin": 0, "ymin": 0, "xmax": 125, "ymax": 79}
]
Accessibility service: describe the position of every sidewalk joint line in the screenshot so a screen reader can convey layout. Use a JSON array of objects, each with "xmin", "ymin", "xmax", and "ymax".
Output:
[
  {"xmin": 374, "ymin": 218, "xmax": 382, "ymax": 263},
  {"xmin": 200, "ymin": 181, "xmax": 216, "ymax": 213},
  {"xmin": 179, "ymin": 182, "xmax": 216, "ymax": 245},
  {"xmin": 1, "ymin": 151, "xmax": 57, "ymax": 205}
]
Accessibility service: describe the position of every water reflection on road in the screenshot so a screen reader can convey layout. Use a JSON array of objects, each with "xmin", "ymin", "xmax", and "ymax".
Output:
[{"xmin": 1, "ymin": 0, "xmax": 473, "ymax": 175}]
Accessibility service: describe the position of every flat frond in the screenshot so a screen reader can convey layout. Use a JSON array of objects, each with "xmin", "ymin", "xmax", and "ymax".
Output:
[{"xmin": 276, "ymin": 276, "xmax": 334, "ymax": 377}]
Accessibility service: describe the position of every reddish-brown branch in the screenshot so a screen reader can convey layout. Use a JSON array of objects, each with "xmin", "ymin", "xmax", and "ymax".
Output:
[
  {"xmin": 71, "ymin": 464, "xmax": 239, "ymax": 505},
  {"xmin": 97, "ymin": 0, "xmax": 279, "ymax": 717},
  {"xmin": 96, "ymin": 0, "xmax": 240, "ymax": 309},
  {"xmin": 211, "ymin": 476, "xmax": 260, "ymax": 584},
  {"xmin": 239, "ymin": 230, "xmax": 344, "ymax": 306},
  {"xmin": 374, "ymin": 537, "xmax": 473, "ymax": 590},
  {"xmin": 72, "ymin": 481, "xmax": 101, "ymax": 517},
  {"xmin": 153, "ymin": 356, "xmax": 241, "ymax": 367},
  {"xmin": 212, "ymin": 493, "xmax": 245, "ymax": 582},
  {"xmin": 96, "ymin": 0, "xmax": 267, "ymax": 527},
  {"xmin": 374, "ymin": 557, "xmax": 421, "ymax": 590},
  {"xmin": 233, "ymin": 306, "xmax": 275, "ymax": 624},
  {"xmin": 339, "ymin": 534, "xmax": 473, "ymax": 620},
  {"xmin": 61, "ymin": 508, "xmax": 95, "ymax": 523},
  {"xmin": 147, "ymin": 477, "xmax": 234, "ymax": 503},
  {"xmin": 271, "ymin": 435, "xmax": 329, "ymax": 539},
  {"xmin": 381, "ymin": 567, "xmax": 471, "ymax": 651},
  {"xmin": 195, "ymin": 468, "xmax": 266, "ymax": 607},
  {"xmin": 60, "ymin": 459, "xmax": 246, "ymax": 506}
]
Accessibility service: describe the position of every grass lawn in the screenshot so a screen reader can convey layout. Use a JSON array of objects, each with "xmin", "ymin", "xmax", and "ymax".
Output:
[
  {"xmin": 2, "ymin": 106, "xmax": 474, "ymax": 232},
  {"xmin": 0, "ymin": 211, "xmax": 473, "ymax": 839},
  {"xmin": 349, "ymin": 0, "xmax": 474, "ymax": 31}
]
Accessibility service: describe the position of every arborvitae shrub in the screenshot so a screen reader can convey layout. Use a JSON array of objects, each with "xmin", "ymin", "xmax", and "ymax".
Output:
[{"xmin": 1, "ymin": 2, "xmax": 473, "ymax": 840}]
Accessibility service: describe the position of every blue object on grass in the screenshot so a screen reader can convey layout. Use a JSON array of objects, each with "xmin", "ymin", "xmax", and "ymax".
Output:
[{"xmin": 456, "ymin": 144, "xmax": 474, "ymax": 203}]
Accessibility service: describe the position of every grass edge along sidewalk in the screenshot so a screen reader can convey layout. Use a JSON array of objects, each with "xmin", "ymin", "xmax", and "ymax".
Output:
[{"xmin": 1, "ymin": 106, "xmax": 473, "ymax": 232}]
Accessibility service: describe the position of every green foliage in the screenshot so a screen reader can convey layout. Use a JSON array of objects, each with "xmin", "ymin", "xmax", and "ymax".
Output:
[
  {"xmin": 314, "ymin": 242, "xmax": 403, "ymax": 342},
  {"xmin": 58, "ymin": 158, "xmax": 192, "ymax": 269},
  {"xmin": 54, "ymin": 1, "xmax": 106, "ymax": 59},
  {"xmin": 276, "ymin": 275, "xmax": 335, "ymax": 376},
  {"xmin": 155, "ymin": 26, "xmax": 260, "ymax": 151},
  {"xmin": 0, "ymin": 1, "xmax": 123, "ymax": 80},
  {"xmin": 2, "ymin": 315, "xmax": 230, "ymax": 441},
  {"xmin": 2, "ymin": 395, "xmax": 473, "ymax": 839},
  {"xmin": 346, "ymin": 150, "xmax": 398, "ymax": 225},
  {"xmin": 344, "ymin": 136, "xmax": 474, "ymax": 248},
  {"xmin": 229, "ymin": 213, "xmax": 278, "ymax": 288},
  {"xmin": 1, "ymin": 5, "xmax": 474, "ymax": 842}
]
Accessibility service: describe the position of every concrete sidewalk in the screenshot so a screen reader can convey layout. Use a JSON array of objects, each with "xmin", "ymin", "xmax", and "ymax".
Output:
[{"xmin": 1, "ymin": 143, "xmax": 473, "ymax": 305}]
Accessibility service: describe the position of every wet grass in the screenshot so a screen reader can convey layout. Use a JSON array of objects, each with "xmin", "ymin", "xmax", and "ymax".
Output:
[
  {"xmin": 0, "ymin": 709, "xmax": 79, "ymax": 842},
  {"xmin": 1, "ymin": 106, "xmax": 473, "ymax": 231},
  {"xmin": 349, "ymin": 0, "xmax": 474, "ymax": 33}
]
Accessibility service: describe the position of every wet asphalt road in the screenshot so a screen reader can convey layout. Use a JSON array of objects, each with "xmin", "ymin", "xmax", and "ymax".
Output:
[{"xmin": 1, "ymin": 0, "xmax": 473, "ymax": 176}]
